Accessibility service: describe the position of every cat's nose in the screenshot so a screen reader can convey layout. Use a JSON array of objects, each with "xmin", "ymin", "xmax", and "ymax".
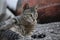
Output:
[{"xmin": 33, "ymin": 19, "xmax": 35, "ymax": 21}]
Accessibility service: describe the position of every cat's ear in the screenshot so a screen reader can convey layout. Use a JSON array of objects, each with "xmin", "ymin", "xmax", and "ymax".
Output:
[
  {"xmin": 23, "ymin": 3, "xmax": 30, "ymax": 11},
  {"xmin": 34, "ymin": 5, "xmax": 38, "ymax": 12},
  {"xmin": 33, "ymin": 5, "xmax": 38, "ymax": 19}
]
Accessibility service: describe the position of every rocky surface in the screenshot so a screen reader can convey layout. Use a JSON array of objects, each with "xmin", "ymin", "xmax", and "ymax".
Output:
[
  {"xmin": 23, "ymin": 22, "xmax": 60, "ymax": 40},
  {"xmin": 0, "ymin": 18, "xmax": 60, "ymax": 40}
]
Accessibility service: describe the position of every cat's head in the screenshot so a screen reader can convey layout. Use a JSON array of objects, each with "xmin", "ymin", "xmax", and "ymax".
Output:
[{"xmin": 22, "ymin": 3, "xmax": 38, "ymax": 19}]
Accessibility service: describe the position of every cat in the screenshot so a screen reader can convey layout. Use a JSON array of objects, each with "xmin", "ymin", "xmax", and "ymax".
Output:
[
  {"xmin": 0, "ymin": 3, "xmax": 38, "ymax": 40},
  {"xmin": 10, "ymin": 3, "xmax": 38, "ymax": 36}
]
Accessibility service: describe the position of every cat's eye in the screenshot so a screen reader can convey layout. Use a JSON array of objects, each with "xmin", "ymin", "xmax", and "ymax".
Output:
[{"xmin": 30, "ymin": 14, "xmax": 32, "ymax": 17}]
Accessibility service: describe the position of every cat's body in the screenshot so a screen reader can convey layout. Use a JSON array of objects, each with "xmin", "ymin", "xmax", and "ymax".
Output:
[
  {"xmin": 10, "ymin": 5, "xmax": 38, "ymax": 36},
  {"xmin": 0, "ymin": 3, "xmax": 38, "ymax": 40}
]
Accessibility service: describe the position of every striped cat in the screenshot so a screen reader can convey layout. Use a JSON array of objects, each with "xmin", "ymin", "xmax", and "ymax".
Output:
[{"xmin": 0, "ymin": 3, "xmax": 38, "ymax": 40}]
